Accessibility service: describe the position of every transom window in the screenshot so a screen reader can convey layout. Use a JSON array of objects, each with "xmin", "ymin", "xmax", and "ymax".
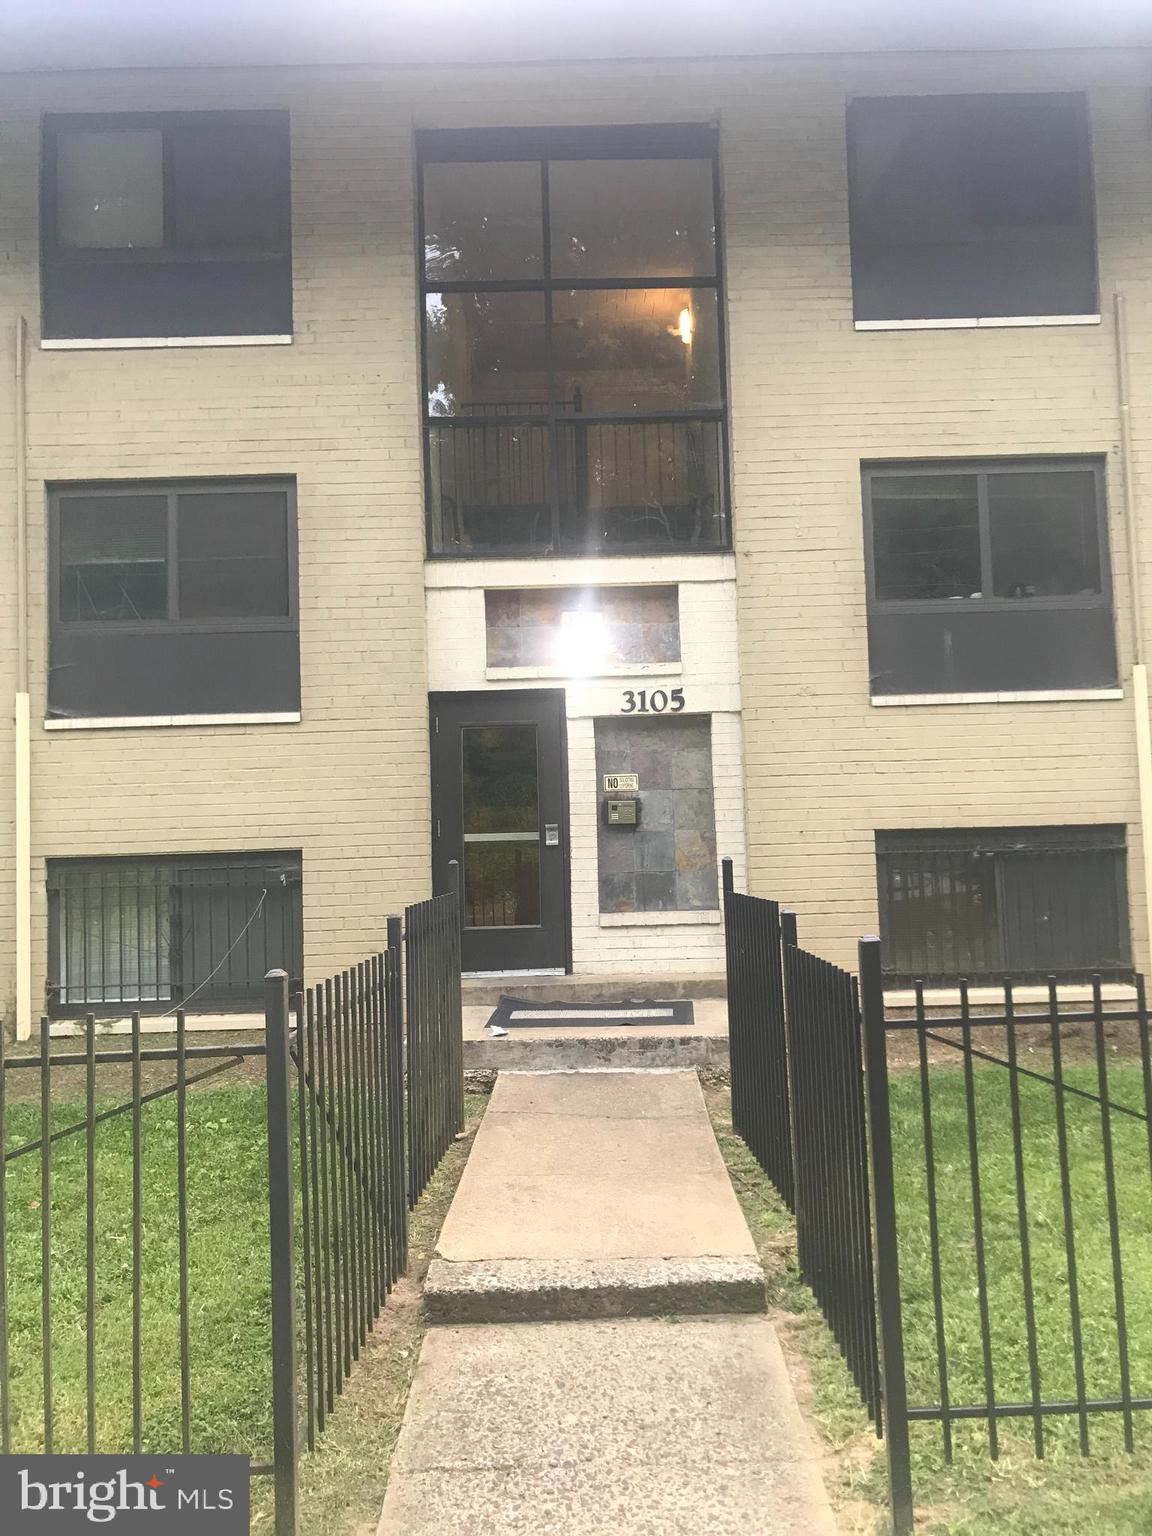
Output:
[
  {"xmin": 42, "ymin": 112, "xmax": 292, "ymax": 340},
  {"xmin": 862, "ymin": 460, "xmax": 1117, "ymax": 696},
  {"xmin": 49, "ymin": 480, "xmax": 299, "ymax": 719},
  {"xmin": 847, "ymin": 93, "xmax": 1097, "ymax": 323},
  {"xmin": 876, "ymin": 828, "xmax": 1130, "ymax": 982},
  {"xmin": 419, "ymin": 124, "xmax": 728, "ymax": 558}
]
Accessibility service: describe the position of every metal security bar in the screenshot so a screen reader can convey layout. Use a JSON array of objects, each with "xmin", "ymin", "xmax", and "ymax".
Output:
[
  {"xmin": 47, "ymin": 854, "xmax": 303, "ymax": 1016},
  {"xmin": 721, "ymin": 859, "xmax": 795, "ymax": 1210}
]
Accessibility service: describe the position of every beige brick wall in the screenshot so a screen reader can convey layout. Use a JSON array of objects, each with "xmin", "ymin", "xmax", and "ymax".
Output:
[{"xmin": 1, "ymin": 46, "xmax": 1150, "ymax": 1019}]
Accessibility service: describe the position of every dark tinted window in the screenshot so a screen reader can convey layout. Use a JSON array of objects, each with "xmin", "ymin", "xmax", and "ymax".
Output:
[
  {"xmin": 59, "ymin": 493, "xmax": 168, "ymax": 621},
  {"xmin": 876, "ymin": 827, "xmax": 1130, "ymax": 980},
  {"xmin": 50, "ymin": 481, "xmax": 298, "ymax": 719},
  {"xmin": 848, "ymin": 93, "xmax": 1097, "ymax": 321},
  {"xmin": 43, "ymin": 112, "xmax": 292, "ymax": 339},
  {"xmin": 419, "ymin": 124, "xmax": 727, "ymax": 558},
  {"xmin": 870, "ymin": 473, "xmax": 981, "ymax": 600},
  {"xmin": 864, "ymin": 461, "xmax": 1116, "ymax": 695},
  {"xmin": 177, "ymin": 490, "xmax": 291, "ymax": 619}
]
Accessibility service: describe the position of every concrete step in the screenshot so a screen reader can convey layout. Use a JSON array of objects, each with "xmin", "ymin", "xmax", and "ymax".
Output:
[
  {"xmin": 463, "ymin": 1032, "xmax": 729, "ymax": 1072},
  {"xmin": 460, "ymin": 971, "xmax": 727, "ymax": 1005},
  {"xmin": 428, "ymin": 1070, "xmax": 763, "ymax": 1324},
  {"xmin": 425, "ymin": 1254, "xmax": 764, "ymax": 1323}
]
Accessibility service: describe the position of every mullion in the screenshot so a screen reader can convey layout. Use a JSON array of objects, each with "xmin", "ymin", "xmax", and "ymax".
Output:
[
  {"xmin": 541, "ymin": 158, "xmax": 560, "ymax": 552},
  {"xmin": 166, "ymin": 489, "xmax": 180, "ymax": 622},
  {"xmin": 975, "ymin": 472, "xmax": 994, "ymax": 599}
]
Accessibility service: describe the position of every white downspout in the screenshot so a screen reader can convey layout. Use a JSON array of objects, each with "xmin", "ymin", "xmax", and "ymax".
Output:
[
  {"xmin": 1113, "ymin": 291, "xmax": 1152, "ymax": 980},
  {"xmin": 13, "ymin": 315, "xmax": 31, "ymax": 1041}
]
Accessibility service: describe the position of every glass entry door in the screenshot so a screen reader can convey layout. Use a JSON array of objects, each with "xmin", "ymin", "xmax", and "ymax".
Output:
[{"xmin": 430, "ymin": 690, "xmax": 569, "ymax": 972}]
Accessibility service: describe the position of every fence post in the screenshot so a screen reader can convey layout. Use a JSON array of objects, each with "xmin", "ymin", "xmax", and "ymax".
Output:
[
  {"xmin": 386, "ymin": 916, "xmax": 409, "ymax": 1257},
  {"xmin": 721, "ymin": 856, "xmax": 734, "ymax": 897},
  {"xmin": 858, "ymin": 937, "xmax": 914, "ymax": 1534},
  {"xmin": 781, "ymin": 909, "xmax": 798, "ymax": 949},
  {"xmin": 265, "ymin": 969, "xmax": 299, "ymax": 1536}
]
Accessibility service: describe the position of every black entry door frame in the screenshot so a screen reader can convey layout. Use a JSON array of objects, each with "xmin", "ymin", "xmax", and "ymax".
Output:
[{"xmin": 430, "ymin": 689, "xmax": 572, "ymax": 974}]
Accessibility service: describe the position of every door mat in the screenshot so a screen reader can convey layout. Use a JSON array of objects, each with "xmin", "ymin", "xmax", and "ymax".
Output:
[{"xmin": 486, "ymin": 996, "xmax": 695, "ymax": 1031}]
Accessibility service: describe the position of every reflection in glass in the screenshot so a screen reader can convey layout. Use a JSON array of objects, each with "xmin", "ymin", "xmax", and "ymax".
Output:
[
  {"xmin": 428, "ymin": 423, "xmax": 552, "ymax": 554},
  {"xmin": 56, "ymin": 129, "xmax": 164, "ymax": 250},
  {"xmin": 549, "ymin": 158, "xmax": 716, "ymax": 278},
  {"xmin": 425, "ymin": 291, "xmax": 548, "ymax": 417},
  {"xmin": 423, "ymin": 161, "xmax": 544, "ymax": 282},
  {"xmin": 462, "ymin": 724, "xmax": 541, "ymax": 928},
  {"xmin": 988, "ymin": 470, "xmax": 1101, "ymax": 597},
  {"xmin": 59, "ymin": 495, "xmax": 169, "ymax": 621},
  {"xmin": 871, "ymin": 475, "xmax": 982, "ymax": 600},
  {"xmin": 551, "ymin": 289, "xmax": 721, "ymax": 414}
]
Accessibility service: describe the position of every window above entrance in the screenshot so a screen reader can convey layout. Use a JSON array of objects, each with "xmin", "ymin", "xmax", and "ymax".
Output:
[
  {"xmin": 485, "ymin": 586, "xmax": 680, "ymax": 671},
  {"xmin": 419, "ymin": 124, "xmax": 729, "ymax": 559}
]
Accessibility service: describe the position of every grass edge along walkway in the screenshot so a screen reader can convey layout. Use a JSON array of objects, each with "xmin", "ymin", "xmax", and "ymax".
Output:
[{"xmin": 705, "ymin": 1078, "xmax": 1152, "ymax": 1536}]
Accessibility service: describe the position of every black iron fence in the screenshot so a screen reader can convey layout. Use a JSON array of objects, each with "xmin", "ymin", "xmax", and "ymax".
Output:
[
  {"xmin": 723, "ymin": 861, "xmax": 1152, "ymax": 1534},
  {"xmin": 0, "ymin": 884, "xmax": 464, "ymax": 1536}
]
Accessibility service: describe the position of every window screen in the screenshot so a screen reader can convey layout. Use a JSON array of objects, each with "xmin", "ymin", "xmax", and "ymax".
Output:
[
  {"xmin": 847, "ymin": 93, "xmax": 1097, "ymax": 322},
  {"xmin": 876, "ymin": 828, "xmax": 1130, "ymax": 981}
]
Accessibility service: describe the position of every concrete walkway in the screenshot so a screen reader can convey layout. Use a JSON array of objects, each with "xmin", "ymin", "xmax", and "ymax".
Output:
[{"xmin": 378, "ymin": 1071, "xmax": 836, "ymax": 1535}]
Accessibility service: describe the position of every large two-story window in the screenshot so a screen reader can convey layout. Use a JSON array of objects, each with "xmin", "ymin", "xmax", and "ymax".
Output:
[
  {"xmin": 847, "ymin": 93, "xmax": 1098, "ymax": 324},
  {"xmin": 49, "ymin": 479, "xmax": 300, "ymax": 720},
  {"xmin": 863, "ymin": 459, "xmax": 1117, "ymax": 696},
  {"xmin": 47, "ymin": 853, "xmax": 303, "ymax": 1015},
  {"xmin": 419, "ymin": 124, "xmax": 728, "ymax": 557},
  {"xmin": 876, "ymin": 827, "xmax": 1131, "ymax": 982},
  {"xmin": 41, "ymin": 112, "xmax": 292, "ymax": 341}
]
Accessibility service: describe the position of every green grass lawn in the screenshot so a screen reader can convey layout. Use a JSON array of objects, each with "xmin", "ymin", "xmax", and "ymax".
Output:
[
  {"xmin": 1, "ymin": 1078, "xmax": 487, "ymax": 1535},
  {"xmin": 710, "ymin": 1063, "xmax": 1152, "ymax": 1535}
]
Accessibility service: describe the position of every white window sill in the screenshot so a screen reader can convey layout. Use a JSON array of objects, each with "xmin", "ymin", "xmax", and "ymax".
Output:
[
  {"xmin": 871, "ymin": 689, "xmax": 1123, "ymax": 707},
  {"xmin": 855, "ymin": 315, "xmax": 1101, "ymax": 332},
  {"xmin": 885, "ymin": 982, "xmax": 1136, "ymax": 1007},
  {"xmin": 40, "ymin": 335, "xmax": 293, "ymax": 351},
  {"xmin": 599, "ymin": 909, "xmax": 722, "ymax": 928},
  {"xmin": 487, "ymin": 662, "xmax": 682, "ymax": 682},
  {"xmin": 45, "ymin": 711, "xmax": 301, "ymax": 731}
]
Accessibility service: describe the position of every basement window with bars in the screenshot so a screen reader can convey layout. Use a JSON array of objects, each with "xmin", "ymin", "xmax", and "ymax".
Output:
[
  {"xmin": 863, "ymin": 459, "xmax": 1118, "ymax": 695},
  {"xmin": 41, "ymin": 111, "xmax": 292, "ymax": 340},
  {"xmin": 47, "ymin": 853, "xmax": 303, "ymax": 1017},
  {"xmin": 875, "ymin": 827, "xmax": 1131, "ymax": 983},
  {"xmin": 846, "ymin": 92, "xmax": 1098, "ymax": 323},
  {"xmin": 49, "ymin": 479, "xmax": 299, "ymax": 719},
  {"xmin": 419, "ymin": 123, "xmax": 728, "ymax": 557}
]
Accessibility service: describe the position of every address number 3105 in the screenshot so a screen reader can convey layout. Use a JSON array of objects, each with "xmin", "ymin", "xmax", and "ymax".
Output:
[{"xmin": 621, "ymin": 687, "xmax": 685, "ymax": 714}]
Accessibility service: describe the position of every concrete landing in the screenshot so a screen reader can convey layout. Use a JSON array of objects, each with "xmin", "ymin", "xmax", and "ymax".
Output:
[
  {"xmin": 462, "ymin": 998, "xmax": 729, "ymax": 1071},
  {"xmin": 426, "ymin": 1070, "xmax": 763, "ymax": 1321},
  {"xmin": 377, "ymin": 1316, "xmax": 838, "ymax": 1536}
]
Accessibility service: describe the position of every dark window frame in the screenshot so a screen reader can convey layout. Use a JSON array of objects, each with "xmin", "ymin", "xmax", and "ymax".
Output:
[
  {"xmin": 862, "ymin": 457, "xmax": 1113, "ymax": 616},
  {"xmin": 875, "ymin": 826, "xmax": 1132, "ymax": 983},
  {"xmin": 46, "ymin": 850, "xmax": 304, "ymax": 1017},
  {"xmin": 41, "ymin": 109, "xmax": 293, "ymax": 338},
  {"xmin": 49, "ymin": 477, "xmax": 299, "ymax": 636},
  {"xmin": 846, "ymin": 91, "xmax": 1099, "ymax": 324},
  {"xmin": 417, "ymin": 122, "xmax": 731, "ymax": 560}
]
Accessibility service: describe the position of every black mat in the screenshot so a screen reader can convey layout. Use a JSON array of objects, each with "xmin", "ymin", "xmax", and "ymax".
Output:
[{"xmin": 486, "ymin": 996, "xmax": 695, "ymax": 1030}]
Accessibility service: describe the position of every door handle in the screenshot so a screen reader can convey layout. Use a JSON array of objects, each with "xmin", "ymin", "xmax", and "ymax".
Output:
[{"xmin": 544, "ymin": 824, "xmax": 560, "ymax": 847}]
